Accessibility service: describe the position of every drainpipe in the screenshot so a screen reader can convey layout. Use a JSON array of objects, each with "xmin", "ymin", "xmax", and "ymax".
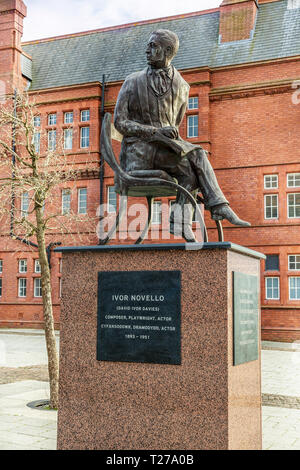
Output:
[
  {"xmin": 98, "ymin": 75, "xmax": 106, "ymax": 243},
  {"xmin": 99, "ymin": 74, "xmax": 105, "ymax": 209}
]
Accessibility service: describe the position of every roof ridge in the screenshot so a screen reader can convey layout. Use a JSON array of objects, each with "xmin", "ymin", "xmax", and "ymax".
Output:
[{"xmin": 21, "ymin": 7, "xmax": 220, "ymax": 45}]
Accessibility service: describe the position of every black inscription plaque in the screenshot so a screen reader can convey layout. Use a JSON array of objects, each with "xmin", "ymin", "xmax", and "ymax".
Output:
[
  {"xmin": 97, "ymin": 271, "xmax": 181, "ymax": 365},
  {"xmin": 233, "ymin": 271, "xmax": 259, "ymax": 366}
]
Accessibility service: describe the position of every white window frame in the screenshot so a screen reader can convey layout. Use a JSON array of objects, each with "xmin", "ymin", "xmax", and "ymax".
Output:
[
  {"xmin": 19, "ymin": 259, "xmax": 27, "ymax": 273},
  {"xmin": 64, "ymin": 112, "xmax": 73, "ymax": 124},
  {"xmin": 264, "ymin": 194, "xmax": 278, "ymax": 220},
  {"xmin": 34, "ymin": 259, "xmax": 41, "ymax": 274},
  {"xmin": 34, "ymin": 278, "xmax": 42, "ymax": 298},
  {"xmin": 62, "ymin": 189, "xmax": 71, "ymax": 215},
  {"xmin": 81, "ymin": 109, "xmax": 90, "ymax": 122},
  {"xmin": 187, "ymin": 115, "xmax": 198, "ymax": 138},
  {"xmin": 152, "ymin": 201, "xmax": 162, "ymax": 225},
  {"xmin": 288, "ymin": 255, "xmax": 300, "ymax": 271},
  {"xmin": 33, "ymin": 116, "xmax": 41, "ymax": 127},
  {"xmin": 289, "ymin": 277, "xmax": 300, "ymax": 300},
  {"xmin": 188, "ymin": 97, "xmax": 199, "ymax": 110},
  {"xmin": 0, "ymin": 260, "xmax": 3, "ymax": 274},
  {"xmin": 288, "ymin": 193, "xmax": 300, "ymax": 218},
  {"xmin": 33, "ymin": 131, "xmax": 41, "ymax": 153},
  {"xmin": 264, "ymin": 175, "xmax": 278, "ymax": 189},
  {"xmin": 265, "ymin": 277, "xmax": 280, "ymax": 300},
  {"xmin": 64, "ymin": 128, "xmax": 73, "ymax": 150},
  {"xmin": 80, "ymin": 126, "xmax": 90, "ymax": 148},
  {"xmin": 18, "ymin": 278, "xmax": 27, "ymax": 298},
  {"xmin": 48, "ymin": 130, "xmax": 57, "ymax": 150},
  {"xmin": 78, "ymin": 188, "xmax": 87, "ymax": 214},
  {"xmin": 48, "ymin": 113, "xmax": 57, "ymax": 126},
  {"xmin": 107, "ymin": 186, "xmax": 117, "ymax": 213},
  {"xmin": 21, "ymin": 192, "xmax": 29, "ymax": 217},
  {"xmin": 287, "ymin": 173, "xmax": 300, "ymax": 188}
]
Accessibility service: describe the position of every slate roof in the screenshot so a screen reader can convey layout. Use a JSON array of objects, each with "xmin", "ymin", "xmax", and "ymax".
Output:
[{"xmin": 22, "ymin": 0, "xmax": 300, "ymax": 91}]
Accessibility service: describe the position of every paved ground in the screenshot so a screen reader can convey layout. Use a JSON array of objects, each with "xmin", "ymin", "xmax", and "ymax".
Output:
[{"xmin": 0, "ymin": 330, "xmax": 299, "ymax": 450}]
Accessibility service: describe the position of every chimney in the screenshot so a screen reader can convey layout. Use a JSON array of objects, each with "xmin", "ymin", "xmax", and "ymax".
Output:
[
  {"xmin": 219, "ymin": 0, "xmax": 259, "ymax": 43},
  {"xmin": 0, "ymin": 0, "xmax": 27, "ymax": 94}
]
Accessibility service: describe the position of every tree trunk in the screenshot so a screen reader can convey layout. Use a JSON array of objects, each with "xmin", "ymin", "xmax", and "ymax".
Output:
[{"xmin": 35, "ymin": 208, "xmax": 59, "ymax": 409}]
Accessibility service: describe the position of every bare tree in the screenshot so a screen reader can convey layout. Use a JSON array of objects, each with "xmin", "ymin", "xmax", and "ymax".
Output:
[{"xmin": 0, "ymin": 92, "xmax": 98, "ymax": 409}]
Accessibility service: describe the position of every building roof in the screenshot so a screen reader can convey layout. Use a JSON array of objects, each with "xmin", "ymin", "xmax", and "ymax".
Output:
[{"xmin": 22, "ymin": 0, "xmax": 300, "ymax": 91}]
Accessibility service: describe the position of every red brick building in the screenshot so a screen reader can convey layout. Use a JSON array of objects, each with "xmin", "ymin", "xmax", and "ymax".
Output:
[{"xmin": 0, "ymin": 0, "xmax": 299, "ymax": 340}]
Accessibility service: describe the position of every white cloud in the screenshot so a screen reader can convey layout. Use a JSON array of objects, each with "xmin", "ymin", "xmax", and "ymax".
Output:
[{"xmin": 22, "ymin": 0, "xmax": 221, "ymax": 41}]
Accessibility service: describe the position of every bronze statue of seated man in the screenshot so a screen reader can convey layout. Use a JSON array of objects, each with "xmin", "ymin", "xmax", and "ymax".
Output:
[{"xmin": 114, "ymin": 29, "xmax": 250, "ymax": 242}]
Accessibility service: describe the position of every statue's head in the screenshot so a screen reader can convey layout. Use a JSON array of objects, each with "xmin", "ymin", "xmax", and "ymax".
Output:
[{"xmin": 146, "ymin": 29, "xmax": 179, "ymax": 68}]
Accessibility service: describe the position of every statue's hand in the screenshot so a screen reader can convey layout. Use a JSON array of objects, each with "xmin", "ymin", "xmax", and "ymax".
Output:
[{"xmin": 159, "ymin": 127, "xmax": 179, "ymax": 140}]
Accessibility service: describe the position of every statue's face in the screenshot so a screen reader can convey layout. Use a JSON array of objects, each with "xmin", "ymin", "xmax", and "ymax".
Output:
[{"xmin": 146, "ymin": 34, "xmax": 170, "ymax": 68}]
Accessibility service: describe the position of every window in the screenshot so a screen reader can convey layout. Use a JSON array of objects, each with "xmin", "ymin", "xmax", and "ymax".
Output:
[
  {"xmin": 80, "ymin": 127, "xmax": 90, "ymax": 148},
  {"xmin": 34, "ymin": 278, "xmax": 42, "ymax": 298},
  {"xmin": 21, "ymin": 192, "xmax": 29, "ymax": 217},
  {"xmin": 287, "ymin": 173, "xmax": 300, "ymax": 188},
  {"xmin": 264, "ymin": 194, "xmax": 278, "ymax": 219},
  {"xmin": 0, "ymin": 260, "xmax": 3, "ymax": 273},
  {"xmin": 288, "ymin": 255, "xmax": 300, "ymax": 271},
  {"xmin": 288, "ymin": 193, "xmax": 300, "ymax": 218},
  {"xmin": 33, "ymin": 131, "xmax": 40, "ymax": 153},
  {"xmin": 34, "ymin": 259, "xmax": 41, "ymax": 273},
  {"xmin": 18, "ymin": 278, "xmax": 27, "ymax": 297},
  {"xmin": 62, "ymin": 189, "xmax": 71, "ymax": 215},
  {"xmin": 64, "ymin": 112, "xmax": 73, "ymax": 124},
  {"xmin": 152, "ymin": 201, "xmax": 162, "ymax": 225},
  {"xmin": 289, "ymin": 277, "xmax": 300, "ymax": 299},
  {"xmin": 19, "ymin": 259, "xmax": 27, "ymax": 273},
  {"xmin": 64, "ymin": 128, "xmax": 73, "ymax": 150},
  {"xmin": 187, "ymin": 115, "xmax": 198, "ymax": 138},
  {"xmin": 107, "ymin": 186, "xmax": 117, "ymax": 213},
  {"xmin": 81, "ymin": 110, "xmax": 90, "ymax": 122},
  {"xmin": 265, "ymin": 255, "xmax": 279, "ymax": 271},
  {"xmin": 264, "ymin": 175, "xmax": 278, "ymax": 189},
  {"xmin": 0, "ymin": 278, "xmax": 2, "ymax": 297},
  {"xmin": 59, "ymin": 277, "xmax": 62, "ymax": 298},
  {"xmin": 78, "ymin": 188, "xmax": 87, "ymax": 214},
  {"xmin": 188, "ymin": 97, "xmax": 198, "ymax": 110},
  {"xmin": 48, "ymin": 130, "xmax": 56, "ymax": 150},
  {"xmin": 48, "ymin": 113, "xmax": 57, "ymax": 126},
  {"xmin": 33, "ymin": 116, "xmax": 41, "ymax": 127},
  {"xmin": 265, "ymin": 277, "xmax": 280, "ymax": 300}
]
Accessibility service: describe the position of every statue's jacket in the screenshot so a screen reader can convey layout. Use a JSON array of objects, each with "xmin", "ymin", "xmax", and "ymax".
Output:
[{"xmin": 114, "ymin": 66, "xmax": 200, "ymax": 165}]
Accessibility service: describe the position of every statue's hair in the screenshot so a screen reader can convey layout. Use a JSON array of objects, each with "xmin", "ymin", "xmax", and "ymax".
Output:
[{"xmin": 150, "ymin": 29, "xmax": 179, "ymax": 58}]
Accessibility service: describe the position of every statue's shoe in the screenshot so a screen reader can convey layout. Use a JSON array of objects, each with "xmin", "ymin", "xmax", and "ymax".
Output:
[
  {"xmin": 169, "ymin": 223, "xmax": 196, "ymax": 243},
  {"xmin": 211, "ymin": 204, "xmax": 251, "ymax": 227}
]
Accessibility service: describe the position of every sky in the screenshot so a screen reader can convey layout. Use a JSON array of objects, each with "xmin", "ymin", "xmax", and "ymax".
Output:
[{"xmin": 22, "ymin": 0, "xmax": 221, "ymax": 42}]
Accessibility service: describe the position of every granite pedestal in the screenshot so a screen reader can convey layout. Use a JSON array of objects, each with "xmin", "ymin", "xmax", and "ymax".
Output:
[{"xmin": 56, "ymin": 242, "xmax": 264, "ymax": 450}]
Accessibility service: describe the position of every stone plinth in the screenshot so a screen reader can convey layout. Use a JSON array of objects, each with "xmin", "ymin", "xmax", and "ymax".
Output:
[{"xmin": 56, "ymin": 242, "xmax": 264, "ymax": 450}]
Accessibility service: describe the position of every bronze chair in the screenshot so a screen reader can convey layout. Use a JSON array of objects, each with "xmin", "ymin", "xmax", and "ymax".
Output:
[{"xmin": 99, "ymin": 113, "xmax": 223, "ymax": 245}]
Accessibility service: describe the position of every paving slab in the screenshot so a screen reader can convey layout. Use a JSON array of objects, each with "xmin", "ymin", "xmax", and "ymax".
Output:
[
  {"xmin": 0, "ymin": 333, "xmax": 299, "ymax": 450},
  {"xmin": 0, "ymin": 332, "xmax": 59, "ymax": 368},
  {"xmin": 0, "ymin": 380, "xmax": 57, "ymax": 450}
]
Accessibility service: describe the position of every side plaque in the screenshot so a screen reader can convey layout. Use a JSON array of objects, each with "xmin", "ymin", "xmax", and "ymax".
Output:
[
  {"xmin": 233, "ymin": 272, "xmax": 259, "ymax": 366},
  {"xmin": 97, "ymin": 271, "xmax": 181, "ymax": 365}
]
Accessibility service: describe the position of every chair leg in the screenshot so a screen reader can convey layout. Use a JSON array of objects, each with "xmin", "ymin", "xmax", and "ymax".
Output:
[
  {"xmin": 176, "ymin": 187, "xmax": 208, "ymax": 243},
  {"xmin": 216, "ymin": 220, "xmax": 224, "ymax": 242},
  {"xmin": 99, "ymin": 196, "xmax": 128, "ymax": 245},
  {"xmin": 135, "ymin": 196, "xmax": 154, "ymax": 245}
]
